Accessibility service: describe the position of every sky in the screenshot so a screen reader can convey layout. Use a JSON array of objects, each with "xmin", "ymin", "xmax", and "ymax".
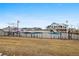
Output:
[{"xmin": 0, "ymin": 3, "xmax": 79, "ymax": 29}]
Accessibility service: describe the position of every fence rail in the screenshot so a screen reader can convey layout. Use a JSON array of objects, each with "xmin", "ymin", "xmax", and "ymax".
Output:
[{"xmin": 0, "ymin": 32, "xmax": 79, "ymax": 40}]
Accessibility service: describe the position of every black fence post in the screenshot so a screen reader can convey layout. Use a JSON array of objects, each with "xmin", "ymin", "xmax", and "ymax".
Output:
[{"xmin": 60, "ymin": 32, "xmax": 62, "ymax": 39}]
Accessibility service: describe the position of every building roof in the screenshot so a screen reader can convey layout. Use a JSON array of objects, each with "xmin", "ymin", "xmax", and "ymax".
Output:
[{"xmin": 50, "ymin": 22, "xmax": 68, "ymax": 27}]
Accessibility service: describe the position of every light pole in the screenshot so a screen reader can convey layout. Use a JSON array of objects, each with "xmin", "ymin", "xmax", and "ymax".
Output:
[{"xmin": 8, "ymin": 23, "xmax": 16, "ymax": 36}]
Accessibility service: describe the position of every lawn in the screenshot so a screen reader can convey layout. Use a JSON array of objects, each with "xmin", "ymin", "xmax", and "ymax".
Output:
[{"xmin": 0, "ymin": 36, "xmax": 79, "ymax": 56}]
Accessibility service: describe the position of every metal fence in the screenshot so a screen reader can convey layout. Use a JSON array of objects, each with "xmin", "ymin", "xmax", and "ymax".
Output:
[
  {"xmin": 0, "ymin": 31, "xmax": 79, "ymax": 40},
  {"xmin": 19, "ymin": 32, "xmax": 79, "ymax": 40}
]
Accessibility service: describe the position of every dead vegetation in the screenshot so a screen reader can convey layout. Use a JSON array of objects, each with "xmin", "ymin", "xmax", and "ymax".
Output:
[{"xmin": 0, "ymin": 36, "xmax": 79, "ymax": 56}]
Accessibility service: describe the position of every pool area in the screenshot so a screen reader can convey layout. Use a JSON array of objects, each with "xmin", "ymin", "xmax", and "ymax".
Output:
[
  {"xmin": 1, "ymin": 31, "xmax": 79, "ymax": 40},
  {"xmin": 49, "ymin": 32, "xmax": 60, "ymax": 34},
  {"xmin": 20, "ymin": 32, "xmax": 63, "ymax": 39},
  {"xmin": 19, "ymin": 31, "xmax": 79, "ymax": 40}
]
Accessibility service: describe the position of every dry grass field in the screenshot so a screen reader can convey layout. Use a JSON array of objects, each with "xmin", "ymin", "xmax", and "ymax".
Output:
[{"xmin": 0, "ymin": 36, "xmax": 79, "ymax": 56}]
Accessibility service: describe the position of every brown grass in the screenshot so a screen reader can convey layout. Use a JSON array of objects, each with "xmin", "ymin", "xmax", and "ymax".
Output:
[{"xmin": 0, "ymin": 36, "xmax": 79, "ymax": 56}]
